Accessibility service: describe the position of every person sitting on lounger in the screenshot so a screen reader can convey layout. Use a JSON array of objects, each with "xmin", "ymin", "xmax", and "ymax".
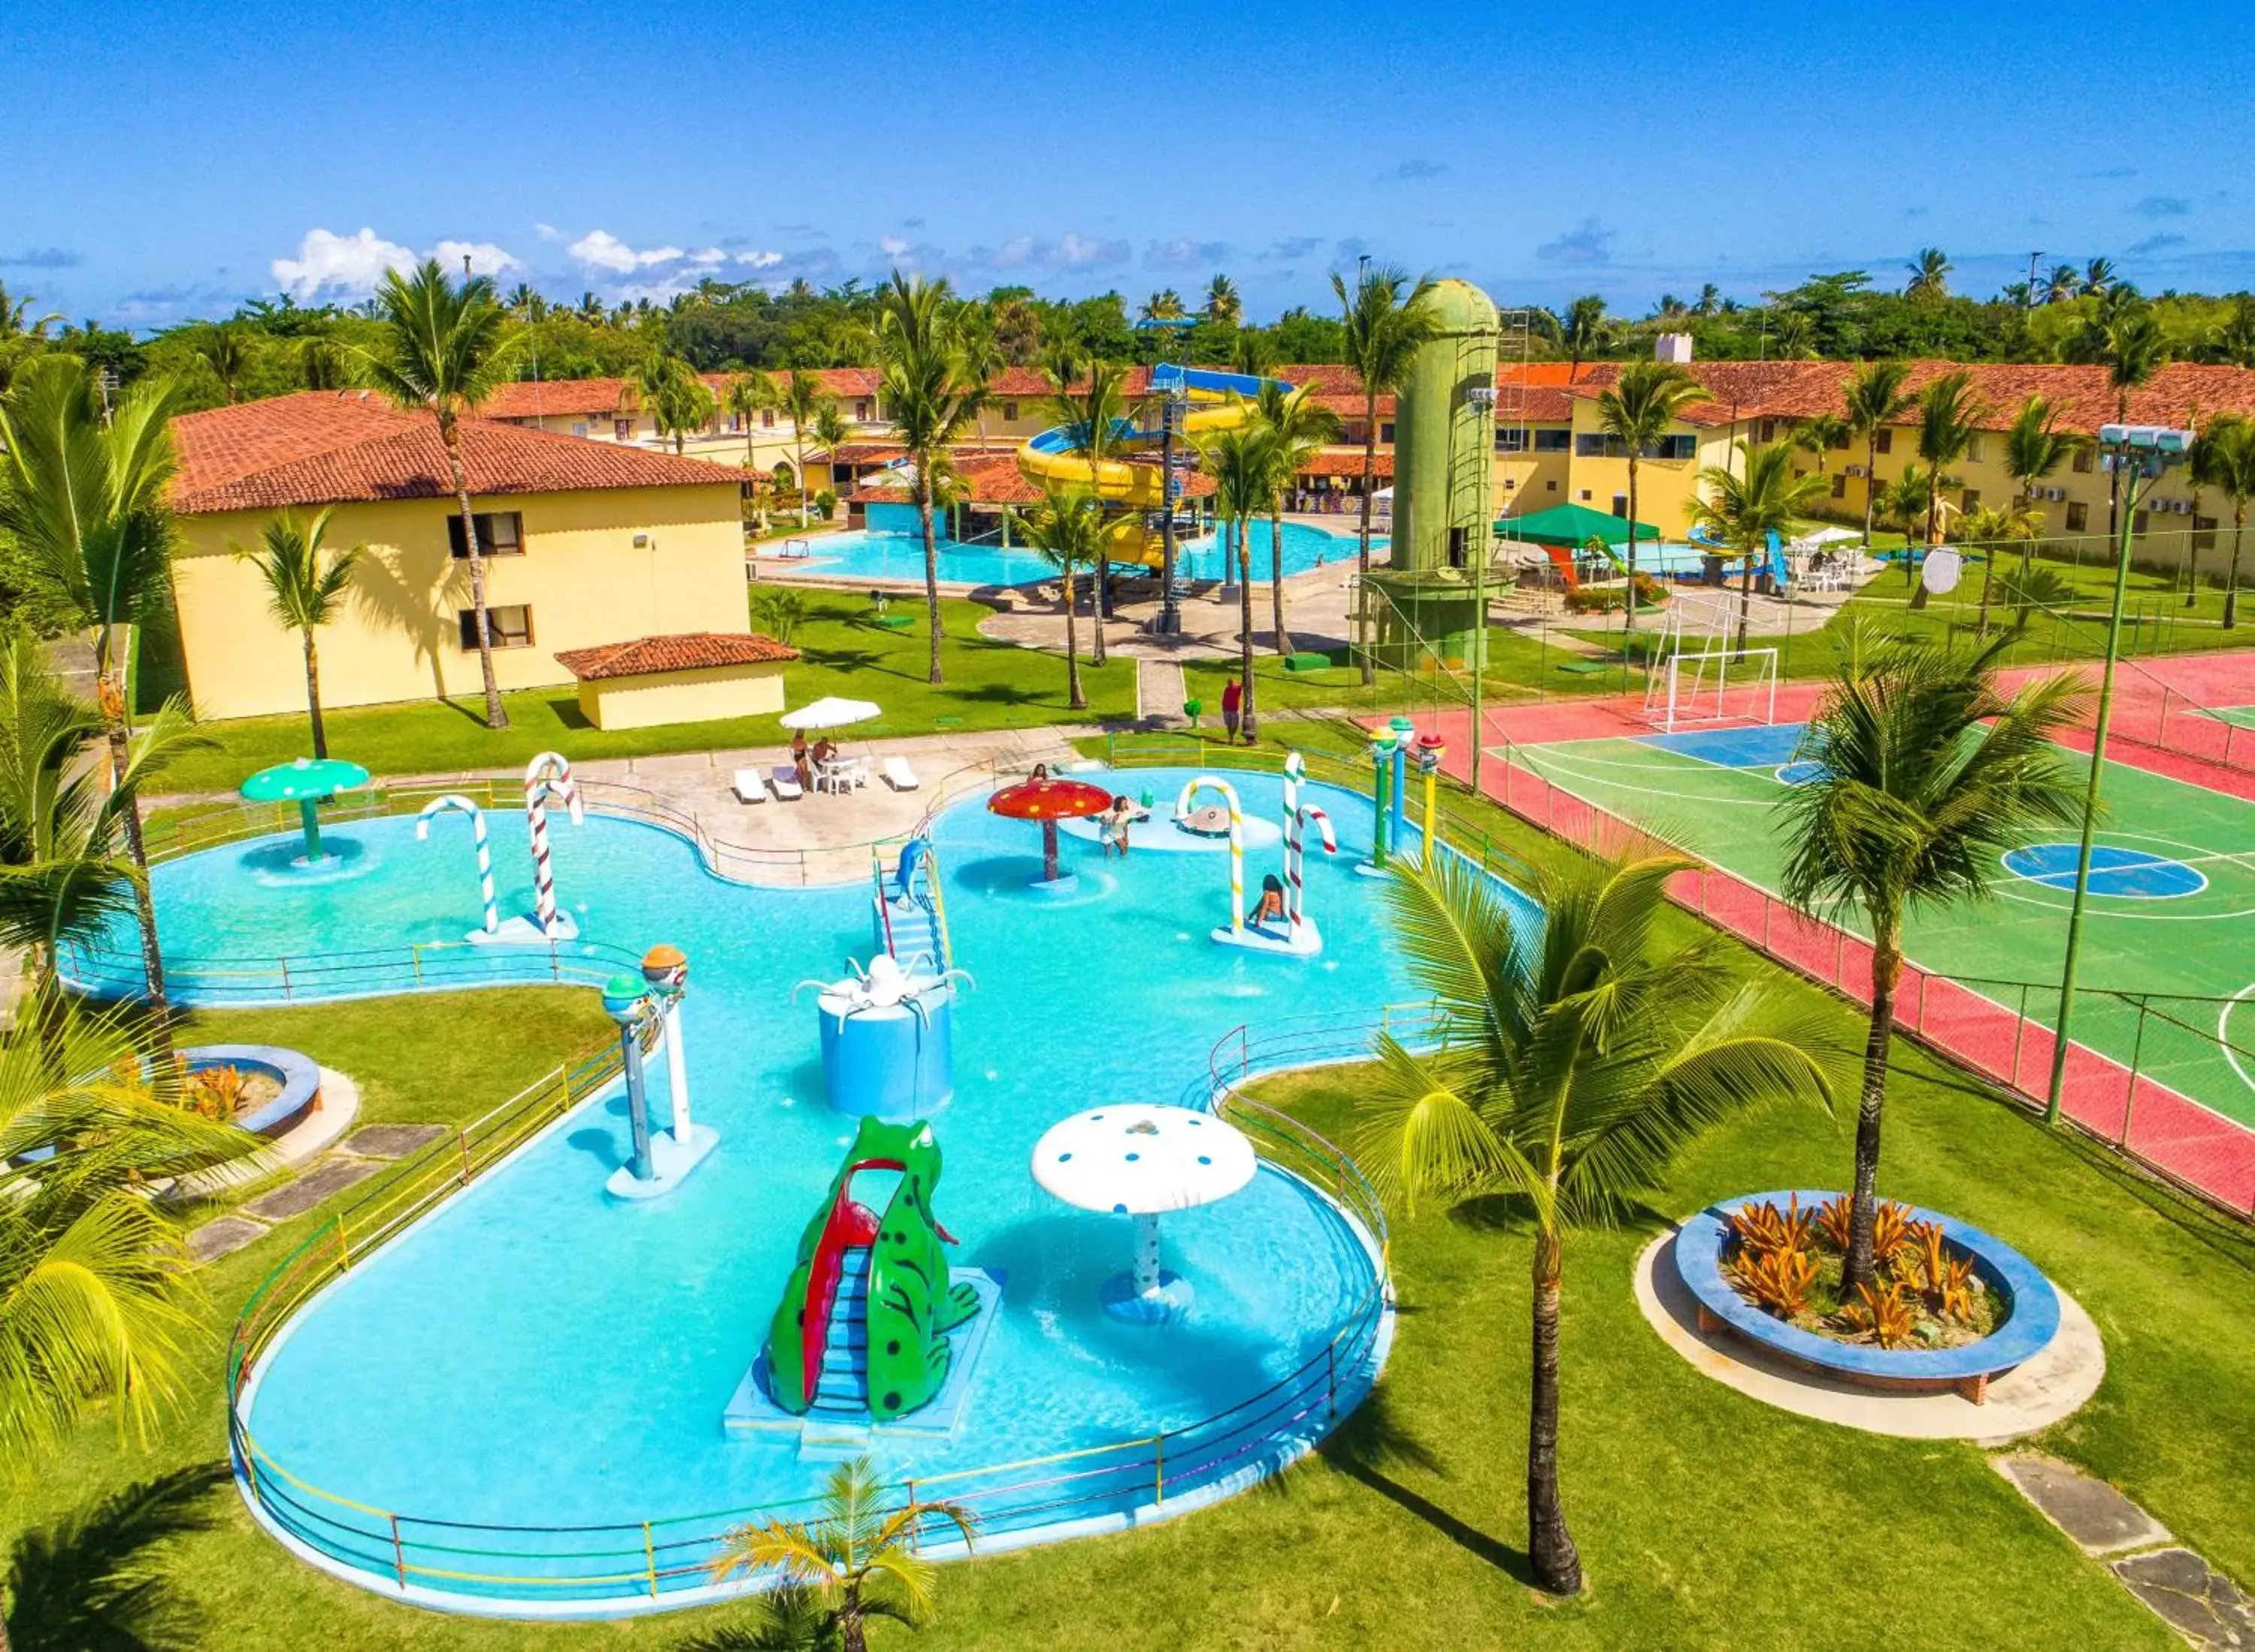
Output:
[{"xmin": 1248, "ymin": 873, "xmax": 1288, "ymax": 928}]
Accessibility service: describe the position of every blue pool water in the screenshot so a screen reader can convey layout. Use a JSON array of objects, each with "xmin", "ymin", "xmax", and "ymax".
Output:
[
  {"xmin": 121, "ymin": 769, "xmax": 1531, "ymax": 1611},
  {"xmin": 776, "ymin": 520, "xmax": 1387, "ymax": 588}
]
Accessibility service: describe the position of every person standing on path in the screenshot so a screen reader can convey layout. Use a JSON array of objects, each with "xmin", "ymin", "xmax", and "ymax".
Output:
[{"xmin": 1221, "ymin": 675, "xmax": 1243, "ymax": 744}]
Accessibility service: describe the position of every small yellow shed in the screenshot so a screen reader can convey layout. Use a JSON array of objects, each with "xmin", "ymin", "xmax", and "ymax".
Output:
[{"xmin": 552, "ymin": 632, "xmax": 800, "ymax": 731}]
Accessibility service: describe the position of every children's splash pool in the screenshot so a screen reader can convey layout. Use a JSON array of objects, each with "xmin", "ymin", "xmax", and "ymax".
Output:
[
  {"xmin": 100, "ymin": 767, "xmax": 1530, "ymax": 1616},
  {"xmin": 769, "ymin": 520, "xmax": 1385, "ymax": 588}
]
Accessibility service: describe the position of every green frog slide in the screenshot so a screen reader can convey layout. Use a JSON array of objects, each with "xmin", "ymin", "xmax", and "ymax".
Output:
[{"xmin": 763, "ymin": 1116, "xmax": 982, "ymax": 1421}]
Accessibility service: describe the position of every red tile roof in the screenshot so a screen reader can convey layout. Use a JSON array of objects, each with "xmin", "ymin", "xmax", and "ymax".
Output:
[
  {"xmin": 481, "ymin": 369, "xmax": 886, "ymax": 422},
  {"xmin": 1297, "ymin": 449, "xmax": 1394, "ymax": 478},
  {"xmin": 170, "ymin": 392, "xmax": 746, "ymax": 515},
  {"xmin": 552, "ymin": 631, "xmax": 798, "ymax": 681}
]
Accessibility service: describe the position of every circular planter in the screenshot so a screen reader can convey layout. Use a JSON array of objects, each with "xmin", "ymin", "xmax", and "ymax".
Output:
[
  {"xmin": 1673, "ymin": 1190, "xmax": 2061, "ymax": 1404},
  {"xmin": 180, "ymin": 1045, "xmax": 323, "ymax": 1139}
]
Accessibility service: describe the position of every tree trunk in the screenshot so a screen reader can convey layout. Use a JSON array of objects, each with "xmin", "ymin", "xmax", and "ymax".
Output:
[
  {"xmin": 798, "ymin": 431, "xmax": 811, "ymax": 527},
  {"xmin": 1975, "ymin": 540, "xmax": 1996, "ymax": 638},
  {"xmin": 1237, "ymin": 515, "xmax": 1258, "ymax": 743},
  {"xmin": 1621, "ymin": 456, "xmax": 1640, "ymax": 662},
  {"xmin": 1861, "ymin": 435, "xmax": 1878, "ymax": 546},
  {"xmin": 920, "ymin": 481, "xmax": 944, "ymax": 686},
  {"xmin": 1270, "ymin": 510, "xmax": 1293, "ymax": 656},
  {"xmin": 443, "ymin": 429, "xmax": 507, "ymax": 729},
  {"xmin": 2227, "ymin": 510, "xmax": 2246, "ymax": 630},
  {"xmin": 840, "ymin": 1590, "xmax": 867, "ymax": 1652},
  {"xmin": 1356, "ymin": 392, "xmax": 1378, "ymax": 685},
  {"xmin": 303, "ymin": 634, "xmax": 328, "ymax": 759},
  {"xmin": 1062, "ymin": 565, "xmax": 1085, "ymax": 710},
  {"xmin": 1844, "ymin": 930, "xmax": 1902, "ymax": 1294},
  {"xmin": 1733, "ymin": 545, "xmax": 1755, "ymax": 658},
  {"xmin": 98, "ymin": 662, "xmax": 173, "ymax": 1062},
  {"xmin": 1526, "ymin": 1225, "xmax": 1582, "ymax": 1596}
]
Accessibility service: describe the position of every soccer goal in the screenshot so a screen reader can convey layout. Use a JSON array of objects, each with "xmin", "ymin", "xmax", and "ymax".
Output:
[{"xmin": 1651, "ymin": 645, "xmax": 1779, "ymax": 733}]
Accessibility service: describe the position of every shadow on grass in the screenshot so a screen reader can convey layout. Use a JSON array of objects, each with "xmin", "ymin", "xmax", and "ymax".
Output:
[
  {"xmin": 4, "ymin": 1461, "xmax": 230, "ymax": 1651},
  {"xmin": 1310, "ymin": 1388, "xmax": 1536, "ymax": 1587},
  {"xmin": 672, "ymin": 1584, "xmax": 909, "ymax": 1651}
]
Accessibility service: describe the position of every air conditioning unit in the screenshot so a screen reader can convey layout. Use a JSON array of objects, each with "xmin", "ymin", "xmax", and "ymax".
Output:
[
  {"xmin": 1845, "ymin": 464, "xmax": 1867, "ymax": 478},
  {"xmin": 2044, "ymin": 487, "xmax": 2066, "ymax": 501},
  {"xmin": 2175, "ymin": 499, "xmax": 2193, "ymax": 515}
]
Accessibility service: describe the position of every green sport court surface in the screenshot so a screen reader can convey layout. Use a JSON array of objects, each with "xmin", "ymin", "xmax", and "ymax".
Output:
[{"xmin": 1506, "ymin": 722, "xmax": 2255, "ymax": 1133}]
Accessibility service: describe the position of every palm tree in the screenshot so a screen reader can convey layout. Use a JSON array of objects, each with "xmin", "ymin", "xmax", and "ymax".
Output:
[
  {"xmin": 1, "ymin": 1001, "xmax": 259, "ymax": 1478},
  {"xmin": 1020, "ymin": 484, "xmax": 1106, "ymax": 710},
  {"xmin": 1694, "ymin": 283, "xmax": 1721, "ymax": 316},
  {"xmin": 874, "ymin": 271, "xmax": 984, "ymax": 685},
  {"xmin": 1333, "ymin": 265, "xmax": 1441, "ymax": 684},
  {"xmin": 2082, "ymin": 258, "xmax": 2119, "ymax": 298},
  {"xmin": 709, "ymin": 1457, "xmax": 976, "ymax": 1652},
  {"xmin": 0, "ymin": 358, "xmax": 192, "ymax": 1041},
  {"xmin": 725, "ymin": 370, "xmax": 779, "ymax": 467},
  {"xmin": 1559, "ymin": 295, "xmax": 1609, "ymax": 379},
  {"xmin": 1954, "ymin": 501, "xmax": 2044, "ymax": 637},
  {"xmin": 952, "ymin": 307, "xmax": 1006, "ymax": 448},
  {"xmin": 353, "ymin": 259, "xmax": 519, "ymax": 729},
  {"xmin": 2191, "ymin": 415, "xmax": 2255, "ymax": 628},
  {"xmin": 192, "ymin": 324, "xmax": 254, "ymax": 404},
  {"xmin": 1197, "ymin": 416, "xmax": 1279, "ymax": 741},
  {"xmin": 1355, "ymin": 847, "xmax": 1839, "ymax": 1597},
  {"xmin": 2208, "ymin": 295, "xmax": 2255, "ymax": 368},
  {"xmin": 230, "ymin": 508, "xmax": 365, "ymax": 758},
  {"xmin": 1253, "ymin": 381, "xmax": 1342, "ymax": 656},
  {"xmin": 1204, "ymin": 274, "xmax": 1243, "ymax": 325},
  {"xmin": 0, "ymin": 282, "xmax": 65, "ymax": 342},
  {"xmin": 1911, "ymin": 372, "xmax": 1986, "ymax": 604},
  {"xmin": 1904, "ymin": 247, "xmax": 1953, "ymax": 299},
  {"xmin": 1041, "ymin": 359, "xmax": 1134, "ymax": 655},
  {"xmin": 1689, "ymin": 440, "xmax": 1827, "ymax": 653},
  {"xmin": 1841, "ymin": 361, "xmax": 1914, "ymax": 548},
  {"xmin": 1793, "ymin": 413, "xmax": 1849, "ymax": 485},
  {"xmin": 0, "ymin": 634, "xmax": 139, "ymax": 1006},
  {"xmin": 1594, "ymin": 362, "xmax": 1712, "ymax": 653},
  {"xmin": 1778, "ymin": 638, "xmax": 2084, "ymax": 1291},
  {"xmin": 782, "ymin": 371, "xmax": 825, "ymax": 526},
  {"xmin": 2044, "ymin": 265, "xmax": 2083, "ymax": 305},
  {"xmin": 297, "ymin": 334, "xmax": 350, "ymax": 391},
  {"xmin": 2067, "ymin": 298, "xmax": 2167, "ymax": 535},
  {"xmin": 1138, "ymin": 290, "xmax": 1186, "ymax": 322},
  {"xmin": 637, "ymin": 349, "xmax": 716, "ymax": 454},
  {"xmin": 810, "ymin": 400, "xmax": 849, "ymax": 521}
]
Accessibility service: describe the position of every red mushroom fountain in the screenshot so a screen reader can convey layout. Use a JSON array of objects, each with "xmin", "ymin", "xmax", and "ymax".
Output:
[{"xmin": 985, "ymin": 764, "xmax": 1116, "ymax": 891}]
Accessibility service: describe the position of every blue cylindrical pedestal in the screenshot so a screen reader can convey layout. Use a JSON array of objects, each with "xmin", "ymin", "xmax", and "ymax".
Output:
[{"xmin": 818, "ymin": 985, "xmax": 955, "ymax": 1120}]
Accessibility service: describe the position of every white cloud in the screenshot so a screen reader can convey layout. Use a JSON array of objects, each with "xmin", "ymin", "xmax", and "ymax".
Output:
[
  {"xmin": 685, "ymin": 247, "xmax": 728, "ymax": 265},
  {"xmin": 272, "ymin": 227, "xmax": 417, "ymax": 298},
  {"xmin": 879, "ymin": 235, "xmax": 910, "ymax": 258},
  {"xmin": 1055, "ymin": 232, "xmax": 1128, "ymax": 268},
  {"xmin": 737, "ymin": 249, "xmax": 783, "ymax": 268},
  {"xmin": 431, "ymin": 239, "xmax": 522, "ymax": 278},
  {"xmin": 271, "ymin": 227, "xmax": 524, "ymax": 298},
  {"xmin": 533, "ymin": 222, "xmax": 562, "ymax": 241},
  {"xmin": 567, "ymin": 228, "xmax": 688, "ymax": 272}
]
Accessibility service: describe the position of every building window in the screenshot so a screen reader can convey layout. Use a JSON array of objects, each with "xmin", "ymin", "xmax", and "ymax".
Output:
[
  {"xmin": 1447, "ymin": 526, "xmax": 1467, "ymax": 569},
  {"xmin": 1575, "ymin": 433, "xmax": 1607, "ymax": 457},
  {"xmin": 2066, "ymin": 501, "xmax": 2089, "ymax": 532},
  {"xmin": 1966, "ymin": 435, "xmax": 1984, "ymax": 462},
  {"xmin": 1657, "ymin": 434, "xmax": 1696, "ymax": 461},
  {"xmin": 1756, "ymin": 419, "xmax": 1777, "ymax": 443},
  {"xmin": 2132, "ymin": 510, "xmax": 2150, "ymax": 535},
  {"xmin": 1875, "ymin": 429, "xmax": 1893, "ymax": 455},
  {"xmin": 571, "ymin": 421, "xmax": 590, "ymax": 438},
  {"xmin": 2072, "ymin": 447, "xmax": 2094, "ymax": 473},
  {"xmin": 458, "ymin": 604, "xmax": 533, "ymax": 651},
  {"xmin": 1546, "ymin": 480, "xmax": 1559, "ymax": 492},
  {"xmin": 1379, "ymin": 422, "xmax": 1396, "ymax": 444},
  {"xmin": 761, "ymin": 408, "xmax": 776, "ymax": 428},
  {"xmin": 1576, "ymin": 489, "xmax": 1591, "ymax": 501},
  {"xmin": 1003, "ymin": 402, "xmax": 1019, "ymax": 422},
  {"xmin": 854, "ymin": 400, "xmax": 871, "ymax": 421},
  {"xmin": 447, "ymin": 511, "xmax": 524, "ymax": 559},
  {"xmin": 1496, "ymin": 428, "xmax": 1528, "ymax": 452},
  {"xmin": 613, "ymin": 418, "xmax": 634, "ymax": 440},
  {"xmin": 1831, "ymin": 473, "xmax": 1848, "ymax": 498},
  {"xmin": 1961, "ymin": 489, "xmax": 1981, "ymax": 510},
  {"xmin": 1532, "ymin": 428, "xmax": 1570, "ymax": 453},
  {"xmin": 1611, "ymin": 495, "xmax": 1629, "ymax": 519}
]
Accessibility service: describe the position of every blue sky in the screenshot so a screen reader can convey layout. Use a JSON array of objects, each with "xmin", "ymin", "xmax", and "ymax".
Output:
[{"xmin": 6, "ymin": 0, "xmax": 2251, "ymax": 330}]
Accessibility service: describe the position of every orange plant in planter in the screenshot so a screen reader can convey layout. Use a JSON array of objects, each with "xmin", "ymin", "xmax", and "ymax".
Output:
[
  {"xmin": 1839, "ymin": 1280, "xmax": 1917, "ymax": 1348},
  {"xmin": 1730, "ymin": 1194, "xmax": 1814, "ymax": 1260},
  {"xmin": 1732, "ymin": 1245, "xmax": 1819, "ymax": 1315},
  {"xmin": 1815, "ymin": 1194, "xmax": 1914, "ymax": 1264},
  {"xmin": 184, "ymin": 1064, "xmax": 250, "ymax": 1123}
]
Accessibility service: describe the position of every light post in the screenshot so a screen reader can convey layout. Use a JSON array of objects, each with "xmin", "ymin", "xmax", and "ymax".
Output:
[{"xmin": 2044, "ymin": 422, "xmax": 2194, "ymax": 1124}]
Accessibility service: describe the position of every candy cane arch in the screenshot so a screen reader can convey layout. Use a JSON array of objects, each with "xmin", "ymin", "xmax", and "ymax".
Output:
[
  {"xmin": 523, "ymin": 751, "xmax": 583, "ymax": 936},
  {"xmin": 1176, "ymin": 775, "xmax": 1245, "ymax": 935},
  {"xmin": 1279, "ymin": 753, "xmax": 1339, "ymax": 939},
  {"xmin": 415, "ymin": 794, "xmax": 498, "ymax": 935}
]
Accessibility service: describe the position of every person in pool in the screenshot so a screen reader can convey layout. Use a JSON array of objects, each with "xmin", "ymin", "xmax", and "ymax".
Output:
[
  {"xmin": 1248, "ymin": 873, "xmax": 1287, "ymax": 929},
  {"xmin": 1103, "ymin": 794, "xmax": 1137, "ymax": 858}
]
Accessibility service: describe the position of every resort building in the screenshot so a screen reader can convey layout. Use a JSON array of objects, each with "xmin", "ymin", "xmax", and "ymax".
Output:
[{"xmin": 165, "ymin": 391, "xmax": 755, "ymax": 720}]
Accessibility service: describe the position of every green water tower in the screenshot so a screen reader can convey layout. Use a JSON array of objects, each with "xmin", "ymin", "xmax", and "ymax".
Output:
[{"xmin": 1364, "ymin": 277, "xmax": 1499, "ymax": 670}]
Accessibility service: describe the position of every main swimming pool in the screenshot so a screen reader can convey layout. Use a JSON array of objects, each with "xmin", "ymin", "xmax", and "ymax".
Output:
[
  {"xmin": 767, "ymin": 519, "xmax": 1386, "ymax": 588},
  {"xmin": 109, "ymin": 767, "xmax": 1527, "ymax": 1615}
]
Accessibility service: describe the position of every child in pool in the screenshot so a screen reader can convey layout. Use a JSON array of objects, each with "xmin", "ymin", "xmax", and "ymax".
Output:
[{"xmin": 1248, "ymin": 873, "xmax": 1288, "ymax": 927}]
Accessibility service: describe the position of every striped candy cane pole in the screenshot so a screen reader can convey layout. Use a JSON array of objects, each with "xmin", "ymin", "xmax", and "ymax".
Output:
[
  {"xmin": 1176, "ymin": 776, "xmax": 1245, "ymax": 934},
  {"xmin": 1294, "ymin": 805, "xmax": 1337, "ymax": 937},
  {"xmin": 416, "ymin": 795, "xmax": 498, "ymax": 934},
  {"xmin": 1282, "ymin": 752, "xmax": 1304, "ymax": 930},
  {"xmin": 523, "ymin": 752, "xmax": 582, "ymax": 936}
]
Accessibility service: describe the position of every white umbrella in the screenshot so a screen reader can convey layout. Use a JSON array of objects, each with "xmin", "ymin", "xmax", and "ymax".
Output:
[
  {"xmin": 779, "ymin": 696, "xmax": 882, "ymax": 731},
  {"xmin": 1031, "ymin": 1103, "xmax": 1258, "ymax": 1323}
]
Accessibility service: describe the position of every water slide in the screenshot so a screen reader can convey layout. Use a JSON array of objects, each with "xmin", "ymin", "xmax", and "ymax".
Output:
[
  {"xmin": 762, "ymin": 1117, "xmax": 980, "ymax": 1421},
  {"xmin": 1015, "ymin": 363, "xmax": 1294, "ymax": 567}
]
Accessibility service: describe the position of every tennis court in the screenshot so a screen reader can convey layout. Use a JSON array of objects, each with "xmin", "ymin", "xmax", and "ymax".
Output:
[{"xmin": 1503, "ymin": 721, "xmax": 2255, "ymax": 1137}]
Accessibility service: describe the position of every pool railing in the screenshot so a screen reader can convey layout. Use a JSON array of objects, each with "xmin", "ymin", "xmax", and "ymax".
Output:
[{"xmin": 221, "ymin": 1001, "xmax": 1414, "ymax": 1613}]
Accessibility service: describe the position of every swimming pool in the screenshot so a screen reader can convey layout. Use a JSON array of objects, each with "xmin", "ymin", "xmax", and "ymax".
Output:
[
  {"xmin": 770, "ymin": 520, "xmax": 1387, "ymax": 588},
  {"xmin": 109, "ymin": 768, "xmax": 1533, "ymax": 1614}
]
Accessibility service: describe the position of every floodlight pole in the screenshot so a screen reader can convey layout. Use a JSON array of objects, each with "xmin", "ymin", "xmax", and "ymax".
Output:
[{"xmin": 2045, "ymin": 428, "xmax": 2187, "ymax": 1123}]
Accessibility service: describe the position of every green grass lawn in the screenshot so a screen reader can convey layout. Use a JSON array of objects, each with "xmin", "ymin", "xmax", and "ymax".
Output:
[
  {"xmin": 1185, "ymin": 630, "xmax": 1646, "ymax": 728},
  {"xmin": 156, "ymin": 592, "xmax": 1135, "ymax": 794},
  {"xmin": 11, "ymin": 777, "xmax": 2255, "ymax": 1648}
]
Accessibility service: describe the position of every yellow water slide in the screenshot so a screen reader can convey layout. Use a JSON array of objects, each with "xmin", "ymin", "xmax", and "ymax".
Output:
[{"xmin": 1014, "ymin": 365, "xmax": 1288, "ymax": 567}]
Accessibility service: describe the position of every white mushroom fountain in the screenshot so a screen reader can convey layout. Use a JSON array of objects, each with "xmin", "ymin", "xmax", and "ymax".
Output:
[{"xmin": 1031, "ymin": 1103, "xmax": 1258, "ymax": 1324}]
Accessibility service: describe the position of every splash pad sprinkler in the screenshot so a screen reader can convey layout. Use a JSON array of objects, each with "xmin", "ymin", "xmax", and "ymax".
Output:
[
  {"xmin": 604, "ymin": 943, "xmax": 719, "ymax": 1200},
  {"xmin": 239, "ymin": 757, "xmax": 369, "ymax": 867},
  {"xmin": 1031, "ymin": 1103, "xmax": 1258, "ymax": 1324},
  {"xmin": 985, "ymin": 764, "xmax": 1114, "ymax": 892}
]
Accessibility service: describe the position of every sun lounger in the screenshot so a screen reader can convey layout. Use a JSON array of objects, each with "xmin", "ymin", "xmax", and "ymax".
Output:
[
  {"xmin": 882, "ymin": 755, "xmax": 920, "ymax": 792},
  {"xmin": 732, "ymin": 769, "xmax": 767, "ymax": 803},
  {"xmin": 769, "ymin": 766, "xmax": 805, "ymax": 802}
]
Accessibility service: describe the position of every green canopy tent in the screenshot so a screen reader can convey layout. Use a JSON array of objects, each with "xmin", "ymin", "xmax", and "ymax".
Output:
[
  {"xmin": 240, "ymin": 757, "xmax": 370, "ymax": 865},
  {"xmin": 1495, "ymin": 501, "xmax": 1663, "ymax": 550}
]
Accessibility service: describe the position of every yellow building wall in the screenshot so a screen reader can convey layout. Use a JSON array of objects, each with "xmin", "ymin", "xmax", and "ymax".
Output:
[
  {"xmin": 1490, "ymin": 432, "xmax": 1573, "ymax": 517},
  {"xmin": 576, "ymin": 660, "xmax": 789, "ymax": 731},
  {"xmin": 172, "ymin": 483, "xmax": 751, "ymax": 721},
  {"xmin": 1551, "ymin": 402, "xmax": 1721, "ymax": 537}
]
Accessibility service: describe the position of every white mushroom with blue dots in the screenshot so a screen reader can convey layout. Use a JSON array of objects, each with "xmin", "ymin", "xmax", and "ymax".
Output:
[{"xmin": 1030, "ymin": 1103, "xmax": 1258, "ymax": 1323}]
